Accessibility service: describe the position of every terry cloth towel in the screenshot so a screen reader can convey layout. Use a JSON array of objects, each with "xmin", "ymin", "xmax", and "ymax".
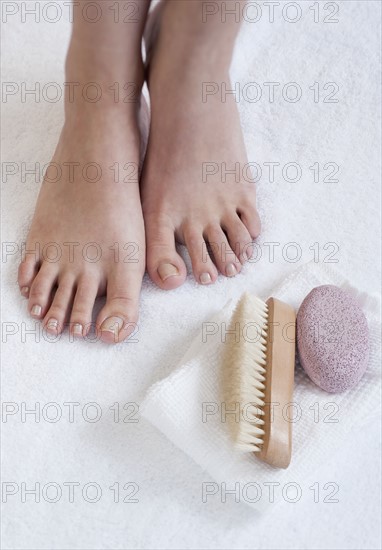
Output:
[{"xmin": 140, "ymin": 262, "xmax": 381, "ymax": 511}]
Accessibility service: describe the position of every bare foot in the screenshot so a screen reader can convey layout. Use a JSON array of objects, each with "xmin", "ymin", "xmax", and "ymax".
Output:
[
  {"xmin": 18, "ymin": 49, "xmax": 147, "ymax": 343},
  {"xmin": 141, "ymin": 1, "xmax": 261, "ymax": 290}
]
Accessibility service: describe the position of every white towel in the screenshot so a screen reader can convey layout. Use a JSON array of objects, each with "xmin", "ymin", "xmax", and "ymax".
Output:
[{"xmin": 141, "ymin": 262, "xmax": 381, "ymax": 511}]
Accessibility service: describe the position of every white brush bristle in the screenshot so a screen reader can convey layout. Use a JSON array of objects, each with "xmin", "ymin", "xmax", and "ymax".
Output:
[{"xmin": 221, "ymin": 293, "xmax": 268, "ymax": 453}]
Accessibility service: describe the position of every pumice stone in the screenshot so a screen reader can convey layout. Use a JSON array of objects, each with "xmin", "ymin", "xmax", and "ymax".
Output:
[{"xmin": 297, "ymin": 285, "xmax": 370, "ymax": 393}]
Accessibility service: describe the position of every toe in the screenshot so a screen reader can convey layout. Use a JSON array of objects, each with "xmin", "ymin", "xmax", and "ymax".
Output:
[
  {"xmin": 204, "ymin": 225, "xmax": 242, "ymax": 278},
  {"xmin": 43, "ymin": 274, "xmax": 76, "ymax": 335},
  {"xmin": 237, "ymin": 206, "xmax": 261, "ymax": 240},
  {"xmin": 18, "ymin": 254, "xmax": 39, "ymax": 298},
  {"xmin": 96, "ymin": 269, "xmax": 142, "ymax": 344},
  {"xmin": 145, "ymin": 214, "xmax": 187, "ymax": 290},
  {"xmin": 28, "ymin": 263, "xmax": 58, "ymax": 319},
  {"xmin": 183, "ymin": 226, "xmax": 218, "ymax": 285},
  {"xmin": 70, "ymin": 275, "xmax": 100, "ymax": 338},
  {"xmin": 222, "ymin": 215, "xmax": 254, "ymax": 263}
]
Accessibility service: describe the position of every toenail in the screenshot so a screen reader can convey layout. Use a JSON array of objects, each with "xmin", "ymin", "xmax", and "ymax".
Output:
[
  {"xmin": 21, "ymin": 286, "xmax": 29, "ymax": 296},
  {"xmin": 101, "ymin": 317, "xmax": 124, "ymax": 337},
  {"xmin": 73, "ymin": 323, "xmax": 83, "ymax": 337},
  {"xmin": 46, "ymin": 318, "xmax": 59, "ymax": 332},
  {"xmin": 31, "ymin": 304, "xmax": 42, "ymax": 317},
  {"xmin": 200, "ymin": 272, "xmax": 212, "ymax": 285},
  {"xmin": 226, "ymin": 263, "xmax": 237, "ymax": 277},
  {"xmin": 158, "ymin": 263, "xmax": 180, "ymax": 281}
]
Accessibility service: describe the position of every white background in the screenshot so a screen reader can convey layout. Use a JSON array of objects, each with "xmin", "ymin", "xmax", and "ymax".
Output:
[{"xmin": 1, "ymin": 1, "xmax": 381, "ymax": 549}]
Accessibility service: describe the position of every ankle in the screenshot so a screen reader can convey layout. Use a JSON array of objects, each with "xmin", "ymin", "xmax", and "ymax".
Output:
[
  {"xmin": 66, "ymin": 37, "xmax": 144, "ymax": 85},
  {"xmin": 64, "ymin": 42, "xmax": 144, "ymax": 113},
  {"xmin": 158, "ymin": 0, "xmax": 241, "ymax": 62}
]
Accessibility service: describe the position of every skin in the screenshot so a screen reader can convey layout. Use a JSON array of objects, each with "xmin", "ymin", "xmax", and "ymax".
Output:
[
  {"xmin": 142, "ymin": 0, "xmax": 261, "ymax": 289},
  {"xmin": 18, "ymin": 0, "xmax": 260, "ymax": 343},
  {"xmin": 18, "ymin": 0, "xmax": 151, "ymax": 344}
]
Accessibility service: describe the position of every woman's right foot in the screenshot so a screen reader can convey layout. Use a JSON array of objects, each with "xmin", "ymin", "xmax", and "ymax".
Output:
[
  {"xmin": 18, "ymin": 49, "xmax": 148, "ymax": 344},
  {"xmin": 141, "ymin": 0, "xmax": 261, "ymax": 290}
]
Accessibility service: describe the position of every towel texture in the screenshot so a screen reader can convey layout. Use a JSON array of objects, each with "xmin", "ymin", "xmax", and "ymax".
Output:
[{"xmin": 141, "ymin": 262, "xmax": 381, "ymax": 511}]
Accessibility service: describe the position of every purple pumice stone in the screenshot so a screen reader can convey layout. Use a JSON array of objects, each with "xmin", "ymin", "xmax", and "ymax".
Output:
[{"xmin": 297, "ymin": 285, "xmax": 370, "ymax": 393}]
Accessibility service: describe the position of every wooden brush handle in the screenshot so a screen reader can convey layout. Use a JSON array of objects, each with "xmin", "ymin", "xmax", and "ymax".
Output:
[{"xmin": 258, "ymin": 298, "xmax": 296, "ymax": 469}]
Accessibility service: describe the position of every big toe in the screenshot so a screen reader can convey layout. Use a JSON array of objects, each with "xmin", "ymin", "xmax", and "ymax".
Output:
[
  {"xmin": 145, "ymin": 214, "xmax": 187, "ymax": 290},
  {"xmin": 18, "ymin": 252, "xmax": 40, "ymax": 298},
  {"xmin": 96, "ymin": 269, "xmax": 143, "ymax": 344}
]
